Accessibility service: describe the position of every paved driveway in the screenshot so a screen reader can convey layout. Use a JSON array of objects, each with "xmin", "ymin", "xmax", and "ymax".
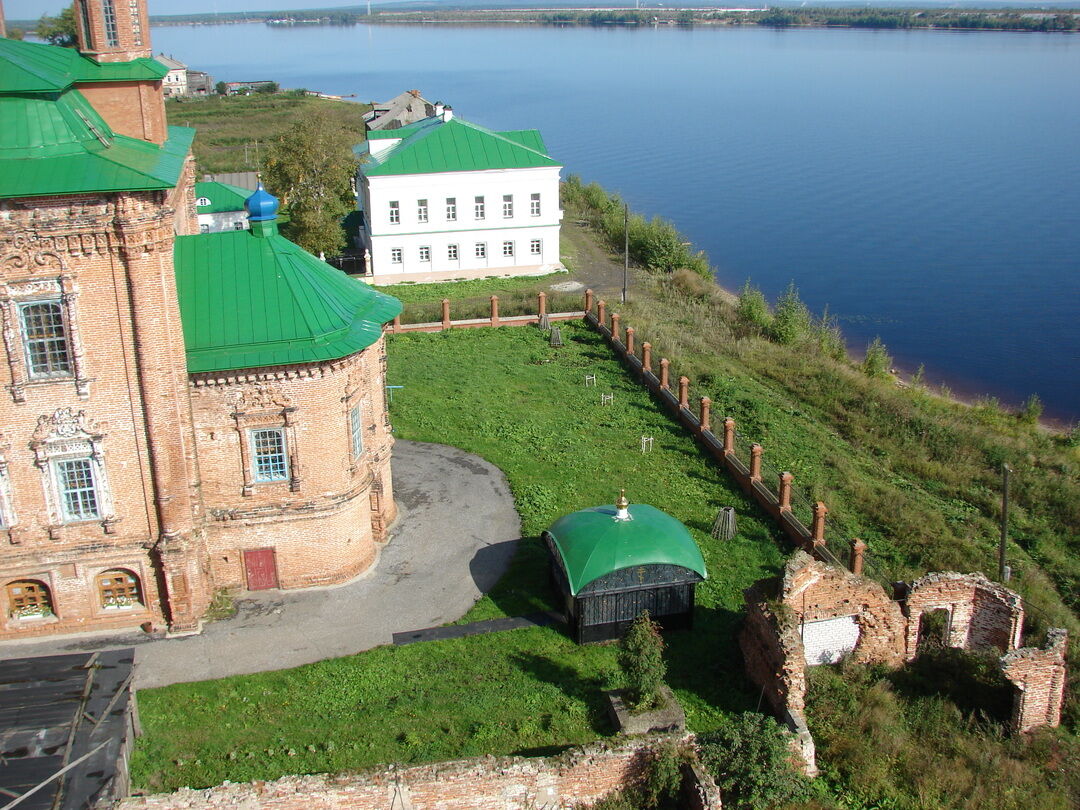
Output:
[{"xmin": 0, "ymin": 441, "xmax": 521, "ymax": 689}]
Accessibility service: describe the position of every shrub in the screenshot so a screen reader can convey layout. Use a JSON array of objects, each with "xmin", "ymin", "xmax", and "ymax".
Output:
[
  {"xmin": 697, "ymin": 712, "xmax": 811, "ymax": 809},
  {"xmin": 862, "ymin": 336, "xmax": 892, "ymax": 378},
  {"xmin": 1018, "ymin": 393, "xmax": 1044, "ymax": 426},
  {"xmin": 735, "ymin": 281, "xmax": 772, "ymax": 334},
  {"xmin": 618, "ymin": 612, "xmax": 667, "ymax": 711},
  {"xmin": 770, "ymin": 282, "xmax": 813, "ymax": 345}
]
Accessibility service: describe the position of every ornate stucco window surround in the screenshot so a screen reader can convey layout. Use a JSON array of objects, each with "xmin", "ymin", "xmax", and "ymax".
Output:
[
  {"xmin": 228, "ymin": 385, "xmax": 301, "ymax": 495},
  {"xmin": 0, "ymin": 433, "xmax": 18, "ymax": 541},
  {"xmin": 0, "ymin": 244, "xmax": 92, "ymax": 403},
  {"xmin": 30, "ymin": 408, "xmax": 118, "ymax": 537}
]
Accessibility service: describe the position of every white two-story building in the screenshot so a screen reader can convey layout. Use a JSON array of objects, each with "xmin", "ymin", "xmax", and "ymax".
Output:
[{"xmin": 355, "ymin": 107, "xmax": 564, "ymax": 283}]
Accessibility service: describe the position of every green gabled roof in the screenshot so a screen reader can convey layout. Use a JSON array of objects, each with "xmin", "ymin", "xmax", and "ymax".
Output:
[
  {"xmin": 195, "ymin": 181, "xmax": 251, "ymax": 213},
  {"xmin": 546, "ymin": 504, "xmax": 708, "ymax": 596},
  {"xmin": 175, "ymin": 227, "xmax": 402, "ymax": 373},
  {"xmin": 359, "ymin": 115, "xmax": 560, "ymax": 177},
  {"xmin": 0, "ymin": 37, "xmax": 167, "ymax": 94}
]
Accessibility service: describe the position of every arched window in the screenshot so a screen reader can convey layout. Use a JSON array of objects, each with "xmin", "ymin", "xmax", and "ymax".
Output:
[
  {"xmin": 6, "ymin": 580, "xmax": 53, "ymax": 620},
  {"xmin": 97, "ymin": 569, "xmax": 142, "ymax": 609}
]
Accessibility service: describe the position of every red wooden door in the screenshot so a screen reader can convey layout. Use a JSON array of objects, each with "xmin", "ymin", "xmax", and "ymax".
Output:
[{"xmin": 243, "ymin": 548, "xmax": 279, "ymax": 591}]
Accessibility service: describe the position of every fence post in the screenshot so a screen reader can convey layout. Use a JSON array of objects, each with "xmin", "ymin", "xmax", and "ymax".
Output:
[
  {"xmin": 392, "ymin": 314, "xmax": 401, "ymax": 334},
  {"xmin": 778, "ymin": 472, "xmax": 793, "ymax": 512},
  {"xmin": 723, "ymin": 418, "xmax": 735, "ymax": 455},
  {"xmin": 849, "ymin": 538, "xmax": 867, "ymax": 576},
  {"xmin": 678, "ymin": 376, "xmax": 690, "ymax": 410},
  {"xmin": 611, "ymin": 312, "xmax": 621, "ymax": 344},
  {"xmin": 597, "ymin": 299, "xmax": 607, "ymax": 330},
  {"xmin": 625, "ymin": 327, "xmax": 635, "ymax": 357},
  {"xmin": 584, "ymin": 288, "xmax": 594, "ymax": 315},
  {"xmin": 699, "ymin": 397, "xmax": 711, "ymax": 433},
  {"xmin": 811, "ymin": 502, "xmax": 828, "ymax": 553},
  {"xmin": 659, "ymin": 358, "xmax": 670, "ymax": 390},
  {"xmin": 441, "ymin": 299, "xmax": 451, "ymax": 330},
  {"xmin": 642, "ymin": 342, "xmax": 652, "ymax": 373},
  {"xmin": 538, "ymin": 291, "xmax": 547, "ymax": 319},
  {"xmin": 750, "ymin": 444, "xmax": 763, "ymax": 481},
  {"xmin": 490, "ymin": 295, "xmax": 499, "ymax": 327}
]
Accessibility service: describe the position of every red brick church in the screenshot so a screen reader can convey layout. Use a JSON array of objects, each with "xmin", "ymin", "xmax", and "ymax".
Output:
[{"xmin": 0, "ymin": 0, "xmax": 402, "ymax": 639}]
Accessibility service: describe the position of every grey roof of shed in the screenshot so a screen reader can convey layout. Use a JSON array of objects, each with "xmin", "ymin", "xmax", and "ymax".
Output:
[
  {"xmin": 365, "ymin": 89, "xmax": 434, "ymax": 132},
  {"xmin": 0, "ymin": 649, "xmax": 134, "ymax": 810}
]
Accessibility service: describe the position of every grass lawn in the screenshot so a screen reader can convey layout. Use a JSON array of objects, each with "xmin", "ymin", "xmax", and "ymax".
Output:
[{"xmin": 130, "ymin": 324, "xmax": 788, "ymax": 792}]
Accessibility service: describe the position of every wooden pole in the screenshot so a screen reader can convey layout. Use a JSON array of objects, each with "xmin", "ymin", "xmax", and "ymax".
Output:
[
  {"xmin": 1000, "ymin": 463, "xmax": 1010, "ymax": 580},
  {"xmin": 622, "ymin": 202, "xmax": 629, "ymax": 304}
]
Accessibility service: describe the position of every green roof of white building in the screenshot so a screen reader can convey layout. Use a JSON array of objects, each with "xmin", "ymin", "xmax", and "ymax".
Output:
[
  {"xmin": 195, "ymin": 181, "xmax": 251, "ymax": 213},
  {"xmin": 357, "ymin": 114, "xmax": 560, "ymax": 177}
]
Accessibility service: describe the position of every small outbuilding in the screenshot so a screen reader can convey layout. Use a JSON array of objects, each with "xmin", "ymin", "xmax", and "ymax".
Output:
[{"xmin": 543, "ymin": 494, "xmax": 708, "ymax": 643}]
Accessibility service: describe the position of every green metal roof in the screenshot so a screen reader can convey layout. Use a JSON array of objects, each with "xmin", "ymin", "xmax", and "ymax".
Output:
[
  {"xmin": 174, "ymin": 225, "xmax": 402, "ymax": 373},
  {"xmin": 0, "ymin": 37, "xmax": 167, "ymax": 94},
  {"xmin": 358, "ymin": 116, "xmax": 560, "ymax": 177},
  {"xmin": 546, "ymin": 504, "xmax": 708, "ymax": 596},
  {"xmin": 195, "ymin": 181, "xmax": 250, "ymax": 213}
]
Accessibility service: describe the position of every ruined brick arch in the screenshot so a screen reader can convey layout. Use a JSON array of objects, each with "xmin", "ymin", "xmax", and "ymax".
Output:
[{"xmin": 904, "ymin": 572, "xmax": 1023, "ymax": 660}]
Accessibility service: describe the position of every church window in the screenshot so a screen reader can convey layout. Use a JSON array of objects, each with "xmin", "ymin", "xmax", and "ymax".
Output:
[
  {"xmin": 349, "ymin": 404, "xmax": 364, "ymax": 459},
  {"xmin": 251, "ymin": 428, "xmax": 288, "ymax": 482},
  {"xmin": 55, "ymin": 458, "xmax": 101, "ymax": 521},
  {"xmin": 102, "ymin": 0, "xmax": 120, "ymax": 47},
  {"xmin": 20, "ymin": 301, "xmax": 72, "ymax": 378},
  {"xmin": 98, "ymin": 569, "xmax": 142, "ymax": 609},
  {"xmin": 7, "ymin": 580, "xmax": 54, "ymax": 620}
]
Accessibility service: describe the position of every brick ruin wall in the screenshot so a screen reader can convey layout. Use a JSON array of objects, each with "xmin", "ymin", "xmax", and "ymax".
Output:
[
  {"xmin": 117, "ymin": 735, "xmax": 721, "ymax": 810},
  {"xmin": 740, "ymin": 553, "xmax": 1068, "ymax": 771}
]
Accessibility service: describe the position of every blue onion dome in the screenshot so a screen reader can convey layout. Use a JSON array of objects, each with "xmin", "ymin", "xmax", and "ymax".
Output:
[{"xmin": 245, "ymin": 183, "xmax": 280, "ymax": 221}]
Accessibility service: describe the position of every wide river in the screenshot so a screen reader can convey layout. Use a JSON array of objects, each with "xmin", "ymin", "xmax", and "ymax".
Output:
[{"xmin": 153, "ymin": 22, "xmax": 1080, "ymax": 422}]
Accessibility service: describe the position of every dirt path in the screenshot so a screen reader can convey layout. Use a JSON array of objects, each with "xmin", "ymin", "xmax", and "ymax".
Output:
[{"xmin": 558, "ymin": 219, "xmax": 645, "ymax": 300}]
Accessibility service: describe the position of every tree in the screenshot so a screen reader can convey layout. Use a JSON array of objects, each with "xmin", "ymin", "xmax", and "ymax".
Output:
[
  {"xmin": 37, "ymin": 5, "xmax": 77, "ymax": 47},
  {"xmin": 255, "ymin": 81, "xmax": 279, "ymax": 94},
  {"xmin": 862, "ymin": 336, "xmax": 892, "ymax": 379},
  {"xmin": 215, "ymin": 81, "xmax": 228, "ymax": 96},
  {"xmin": 770, "ymin": 281, "xmax": 812, "ymax": 345},
  {"xmin": 261, "ymin": 110, "xmax": 358, "ymax": 257},
  {"xmin": 618, "ymin": 611, "xmax": 667, "ymax": 711},
  {"xmin": 7, "ymin": 27, "xmax": 26, "ymax": 40}
]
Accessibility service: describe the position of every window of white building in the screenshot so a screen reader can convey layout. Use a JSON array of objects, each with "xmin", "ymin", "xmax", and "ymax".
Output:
[
  {"xmin": 20, "ymin": 301, "xmax": 72, "ymax": 378},
  {"xmin": 530, "ymin": 239, "xmax": 542, "ymax": 255},
  {"xmin": 417, "ymin": 199, "xmax": 428, "ymax": 223},
  {"xmin": 448, "ymin": 244, "xmax": 459, "ymax": 260},
  {"xmin": 503, "ymin": 195, "xmax": 514, "ymax": 218},
  {"xmin": 389, "ymin": 201, "xmax": 400, "ymax": 224},
  {"xmin": 391, "ymin": 248, "xmax": 403, "ymax": 264},
  {"xmin": 419, "ymin": 246, "xmax": 431, "ymax": 262},
  {"xmin": 446, "ymin": 197, "xmax": 457, "ymax": 221},
  {"xmin": 474, "ymin": 196, "xmax": 485, "ymax": 220},
  {"xmin": 251, "ymin": 428, "xmax": 288, "ymax": 483},
  {"xmin": 531, "ymin": 193, "xmax": 541, "ymax": 216},
  {"xmin": 475, "ymin": 243, "xmax": 487, "ymax": 259}
]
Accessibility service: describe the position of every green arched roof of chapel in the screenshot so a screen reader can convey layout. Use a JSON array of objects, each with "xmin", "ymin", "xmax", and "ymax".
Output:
[
  {"xmin": 546, "ymin": 504, "xmax": 707, "ymax": 596},
  {"xmin": 174, "ymin": 228, "xmax": 402, "ymax": 374}
]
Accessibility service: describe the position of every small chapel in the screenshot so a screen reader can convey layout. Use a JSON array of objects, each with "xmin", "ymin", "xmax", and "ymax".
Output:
[{"xmin": 0, "ymin": 1, "xmax": 402, "ymax": 639}]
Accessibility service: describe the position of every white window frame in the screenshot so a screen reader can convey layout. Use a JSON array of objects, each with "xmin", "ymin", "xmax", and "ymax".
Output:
[
  {"xmin": 474, "ymin": 196, "xmax": 485, "ymax": 220},
  {"xmin": 475, "ymin": 242, "xmax": 487, "ymax": 259},
  {"xmin": 53, "ymin": 457, "xmax": 101, "ymax": 522},
  {"xmin": 503, "ymin": 241, "xmax": 515, "ymax": 257},
  {"xmin": 250, "ymin": 428, "xmax": 289, "ymax": 483},
  {"xmin": 417, "ymin": 199, "xmax": 428, "ymax": 224},
  {"xmin": 389, "ymin": 201, "xmax": 400, "ymax": 225},
  {"xmin": 446, "ymin": 197, "xmax": 457, "ymax": 221},
  {"xmin": 419, "ymin": 246, "xmax": 431, "ymax": 263},
  {"xmin": 19, "ymin": 300, "xmax": 73, "ymax": 379},
  {"xmin": 530, "ymin": 193, "xmax": 541, "ymax": 217},
  {"xmin": 447, "ymin": 244, "xmax": 459, "ymax": 261},
  {"xmin": 349, "ymin": 403, "xmax": 364, "ymax": 459},
  {"xmin": 502, "ymin": 194, "xmax": 514, "ymax": 218},
  {"xmin": 0, "ymin": 461, "xmax": 14, "ymax": 531},
  {"xmin": 530, "ymin": 238, "xmax": 542, "ymax": 255},
  {"xmin": 390, "ymin": 248, "xmax": 403, "ymax": 264}
]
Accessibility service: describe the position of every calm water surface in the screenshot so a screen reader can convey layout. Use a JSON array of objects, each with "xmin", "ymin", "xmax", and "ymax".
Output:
[{"xmin": 154, "ymin": 23, "xmax": 1080, "ymax": 422}]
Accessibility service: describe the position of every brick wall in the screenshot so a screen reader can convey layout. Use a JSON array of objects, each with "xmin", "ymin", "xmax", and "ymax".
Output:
[
  {"xmin": 904, "ymin": 571, "xmax": 1023, "ymax": 660},
  {"xmin": 117, "ymin": 737, "xmax": 679, "ymax": 810},
  {"xmin": 1001, "ymin": 628, "xmax": 1068, "ymax": 733}
]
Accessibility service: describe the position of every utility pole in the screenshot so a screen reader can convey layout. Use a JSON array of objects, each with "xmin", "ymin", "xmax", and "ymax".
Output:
[
  {"xmin": 999, "ymin": 463, "xmax": 1011, "ymax": 581},
  {"xmin": 622, "ymin": 202, "xmax": 629, "ymax": 303}
]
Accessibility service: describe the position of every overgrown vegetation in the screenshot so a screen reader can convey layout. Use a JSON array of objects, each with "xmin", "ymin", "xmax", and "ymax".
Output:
[
  {"xmin": 164, "ymin": 93, "xmax": 370, "ymax": 175},
  {"xmin": 805, "ymin": 660, "xmax": 1080, "ymax": 809}
]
